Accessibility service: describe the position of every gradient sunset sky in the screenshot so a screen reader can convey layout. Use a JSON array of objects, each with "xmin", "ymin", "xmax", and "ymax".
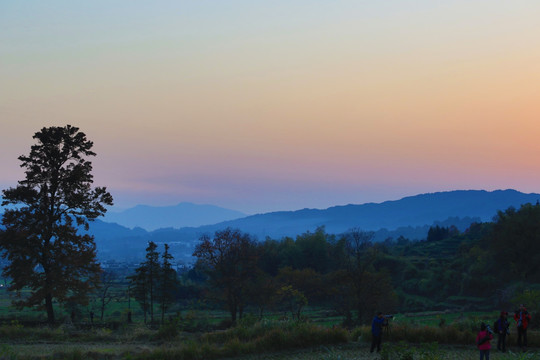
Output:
[{"xmin": 2, "ymin": 1, "xmax": 540, "ymax": 214}]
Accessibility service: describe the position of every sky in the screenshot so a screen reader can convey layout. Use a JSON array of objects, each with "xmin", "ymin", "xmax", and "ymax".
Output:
[{"xmin": 2, "ymin": 1, "xmax": 540, "ymax": 214}]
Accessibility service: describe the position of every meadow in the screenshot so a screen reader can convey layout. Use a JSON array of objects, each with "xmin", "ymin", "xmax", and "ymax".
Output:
[{"xmin": 0, "ymin": 305, "xmax": 538, "ymax": 360}]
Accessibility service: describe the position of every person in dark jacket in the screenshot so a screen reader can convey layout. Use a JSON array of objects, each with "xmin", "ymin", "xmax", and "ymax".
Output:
[
  {"xmin": 370, "ymin": 312, "xmax": 385, "ymax": 353},
  {"xmin": 514, "ymin": 304, "xmax": 532, "ymax": 350},
  {"xmin": 494, "ymin": 311, "xmax": 509, "ymax": 352}
]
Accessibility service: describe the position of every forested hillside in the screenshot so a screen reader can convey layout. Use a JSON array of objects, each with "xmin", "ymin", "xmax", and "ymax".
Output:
[
  {"xmin": 78, "ymin": 189, "xmax": 540, "ymax": 261},
  {"xmin": 183, "ymin": 202, "xmax": 540, "ymax": 324}
]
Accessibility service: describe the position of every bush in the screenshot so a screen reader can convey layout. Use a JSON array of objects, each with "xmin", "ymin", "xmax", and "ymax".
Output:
[
  {"xmin": 180, "ymin": 311, "xmax": 211, "ymax": 333},
  {"xmin": 377, "ymin": 322, "xmax": 475, "ymax": 344},
  {"xmin": 0, "ymin": 344, "xmax": 18, "ymax": 360},
  {"xmin": 136, "ymin": 341, "xmax": 222, "ymax": 360},
  {"xmin": 381, "ymin": 342, "xmax": 443, "ymax": 360},
  {"xmin": 350, "ymin": 326, "xmax": 370, "ymax": 343},
  {"xmin": 151, "ymin": 320, "xmax": 349, "ymax": 360},
  {"xmin": 153, "ymin": 316, "xmax": 180, "ymax": 341}
]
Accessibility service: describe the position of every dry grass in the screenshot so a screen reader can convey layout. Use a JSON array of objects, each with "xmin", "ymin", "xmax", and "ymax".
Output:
[
  {"xmin": 3, "ymin": 340, "xmax": 537, "ymax": 360},
  {"xmin": 1, "ymin": 320, "xmax": 539, "ymax": 360},
  {"xmin": 232, "ymin": 344, "xmax": 539, "ymax": 360}
]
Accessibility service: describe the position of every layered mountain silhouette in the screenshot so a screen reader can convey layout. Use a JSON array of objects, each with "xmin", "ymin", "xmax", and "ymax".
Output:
[
  {"xmin": 84, "ymin": 189, "xmax": 540, "ymax": 261},
  {"xmin": 102, "ymin": 202, "xmax": 246, "ymax": 231}
]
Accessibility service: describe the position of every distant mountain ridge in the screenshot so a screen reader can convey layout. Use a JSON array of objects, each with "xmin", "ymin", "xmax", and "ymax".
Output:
[
  {"xmin": 84, "ymin": 189, "xmax": 540, "ymax": 261},
  {"xmin": 191, "ymin": 189, "xmax": 540, "ymax": 239},
  {"xmin": 4, "ymin": 189, "xmax": 540, "ymax": 262},
  {"xmin": 103, "ymin": 202, "xmax": 246, "ymax": 231}
]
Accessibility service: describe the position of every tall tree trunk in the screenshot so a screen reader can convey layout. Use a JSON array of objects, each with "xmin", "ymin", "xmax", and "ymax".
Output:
[
  {"xmin": 101, "ymin": 299, "xmax": 105, "ymax": 321},
  {"xmin": 45, "ymin": 293, "xmax": 55, "ymax": 325},
  {"xmin": 239, "ymin": 302, "xmax": 244, "ymax": 320},
  {"xmin": 149, "ymin": 272, "xmax": 154, "ymax": 323},
  {"xmin": 161, "ymin": 303, "xmax": 165, "ymax": 324},
  {"xmin": 229, "ymin": 296, "xmax": 237, "ymax": 324},
  {"xmin": 143, "ymin": 298, "xmax": 147, "ymax": 324}
]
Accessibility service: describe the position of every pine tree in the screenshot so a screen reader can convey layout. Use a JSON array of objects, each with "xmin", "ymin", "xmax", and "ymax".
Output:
[
  {"xmin": 0, "ymin": 125, "xmax": 113, "ymax": 324},
  {"xmin": 159, "ymin": 243, "xmax": 178, "ymax": 323},
  {"xmin": 128, "ymin": 241, "xmax": 160, "ymax": 323},
  {"xmin": 145, "ymin": 241, "xmax": 160, "ymax": 323},
  {"xmin": 128, "ymin": 266, "xmax": 148, "ymax": 323}
]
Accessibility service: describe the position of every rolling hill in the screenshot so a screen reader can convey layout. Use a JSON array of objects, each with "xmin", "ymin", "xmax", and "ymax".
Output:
[
  {"xmin": 86, "ymin": 189, "xmax": 540, "ymax": 261},
  {"xmin": 102, "ymin": 202, "xmax": 246, "ymax": 231}
]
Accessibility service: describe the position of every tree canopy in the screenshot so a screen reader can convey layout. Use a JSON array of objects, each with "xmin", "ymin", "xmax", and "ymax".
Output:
[
  {"xmin": 0, "ymin": 125, "xmax": 113, "ymax": 324},
  {"xmin": 193, "ymin": 228, "xmax": 259, "ymax": 323}
]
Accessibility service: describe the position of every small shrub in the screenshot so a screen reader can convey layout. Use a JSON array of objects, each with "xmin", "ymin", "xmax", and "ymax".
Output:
[
  {"xmin": 393, "ymin": 342, "xmax": 414, "ymax": 360},
  {"xmin": 216, "ymin": 318, "xmax": 233, "ymax": 330},
  {"xmin": 0, "ymin": 323, "xmax": 27, "ymax": 340},
  {"xmin": 222, "ymin": 337, "xmax": 254, "ymax": 357},
  {"xmin": 350, "ymin": 325, "xmax": 370, "ymax": 342},
  {"xmin": 153, "ymin": 316, "xmax": 180, "ymax": 341},
  {"xmin": 238, "ymin": 313, "xmax": 258, "ymax": 328},
  {"xmin": 0, "ymin": 344, "xmax": 18, "ymax": 360},
  {"xmin": 180, "ymin": 311, "xmax": 211, "ymax": 333},
  {"xmin": 437, "ymin": 316, "xmax": 446, "ymax": 327},
  {"xmin": 67, "ymin": 348, "xmax": 84, "ymax": 360},
  {"xmin": 499, "ymin": 351, "xmax": 540, "ymax": 360},
  {"xmin": 416, "ymin": 342, "xmax": 443, "ymax": 360}
]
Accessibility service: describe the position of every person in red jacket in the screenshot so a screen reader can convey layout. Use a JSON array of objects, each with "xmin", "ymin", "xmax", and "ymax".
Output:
[
  {"xmin": 476, "ymin": 322, "xmax": 493, "ymax": 360},
  {"xmin": 514, "ymin": 304, "xmax": 532, "ymax": 350}
]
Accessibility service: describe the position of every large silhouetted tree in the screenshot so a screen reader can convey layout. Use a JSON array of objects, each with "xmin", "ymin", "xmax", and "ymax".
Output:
[{"xmin": 0, "ymin": 125, "xmax": 113, "ymax": 324}]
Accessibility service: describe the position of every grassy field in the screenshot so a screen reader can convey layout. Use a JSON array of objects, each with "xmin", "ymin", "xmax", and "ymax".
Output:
[
  {"xmin": 0, "ymin": 316, "xmax": 538, "ymax": 360},
  {"xmin": 234, "ymin": 344, "xmax": 539, "ymax": 360},
  {"xmin": 0, "ymin": 288, "xmax": 537, "ymax": 360},
  {"xmin": 1, "ymin": 336, "xmax": 538, "ymax": 359}
]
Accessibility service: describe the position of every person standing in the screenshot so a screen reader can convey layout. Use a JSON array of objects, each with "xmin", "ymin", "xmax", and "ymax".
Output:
[
  {"xmin": 494, "ymin": 311, "xmax": 509, "ymax": 352},
  {"xmin": 476, "ymin": 322, "xmax": 493, "ymax": 360},
  {"xmin": 370, "ymin": 312, "xmax": 385, "ymax": 353},
  {"xmin": 514, "ymin": 304, "xmax": 532, "ymax": 351}
]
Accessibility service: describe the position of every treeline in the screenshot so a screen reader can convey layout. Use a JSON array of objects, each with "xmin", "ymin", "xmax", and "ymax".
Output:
[
  {"xmin": 13, "ymin": 201, "xmax": 538, "ymax": 327},
  {"xmin": 169, "ymin": 203, "xmax": 540, "ymax": 326},
  {"xmin": 191, "ymin": 227, "xmax": 397, "ymax": 326},
  {"xmin": 69, "ymin": 202, "xmax": 540, "ymax": 328}
]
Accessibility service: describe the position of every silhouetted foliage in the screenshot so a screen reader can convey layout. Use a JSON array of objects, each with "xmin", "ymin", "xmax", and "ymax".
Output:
[
  {"xmin": 427, "ymin": 225, "xmax": 458, "ymax": 242},
  {"xmin": 193, "ymin": 228, "xmax": 258, "ymax": 323},
  {"xmin": 489, "ymin": 203, "xmax": 540, "ymax": 282},
  {"xmin": 158, "ymin": 243, "xmax": 179, "ymax": 323},
  {"xmin": 94, "ymin": 270, "xmax": 119, "ymax": 321},
  {"xmin": 0, "ymin": 125, "xmax": 113, "ymax": 324},
  {"xmin": 128, "ymin": 241, "xmax": 163, "ymax": 323},
  {"xmin": 127, "ymin": 263, "xmax": 149, "ymax": 323},
  {"xmin": 116, "ymin": 202, "xmax": 540, "ymax": 324}
]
